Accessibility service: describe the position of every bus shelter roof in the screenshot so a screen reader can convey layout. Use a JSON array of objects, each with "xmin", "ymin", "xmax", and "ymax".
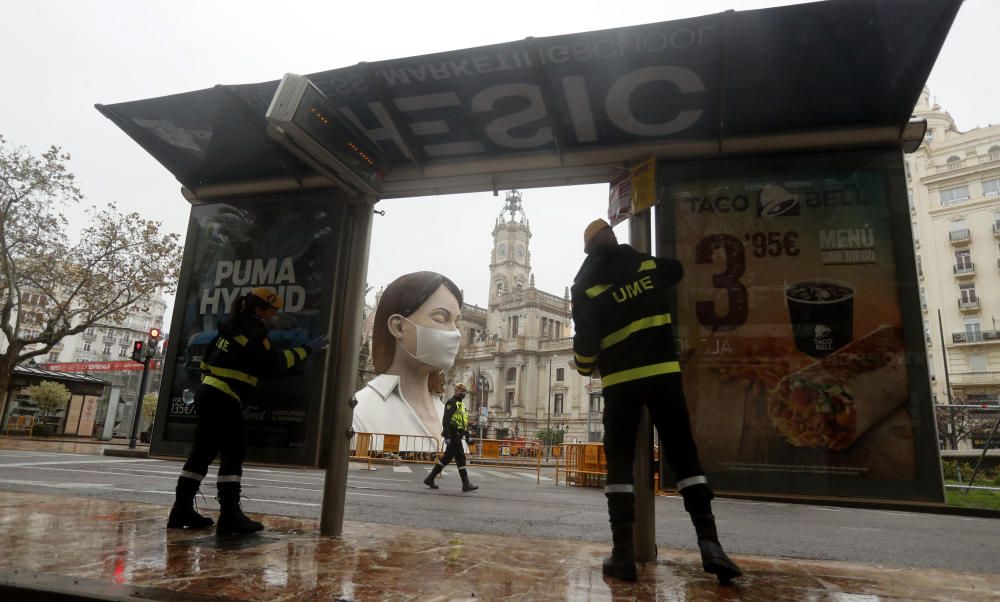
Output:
[{"xmin": 96, "ymin": 0, "xmax": 963, "ymax": 200}]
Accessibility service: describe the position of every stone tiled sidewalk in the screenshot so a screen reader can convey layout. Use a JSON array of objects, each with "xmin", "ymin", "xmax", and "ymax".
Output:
[{"xmin": 0, "ymin": 490, "xmax": 998, "ymax": 601}]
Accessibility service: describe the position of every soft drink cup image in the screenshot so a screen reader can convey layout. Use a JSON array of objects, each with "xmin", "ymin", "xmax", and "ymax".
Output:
[{"xmin": 785, "ymin": 280, "xmax": 855, "ymax": 358}]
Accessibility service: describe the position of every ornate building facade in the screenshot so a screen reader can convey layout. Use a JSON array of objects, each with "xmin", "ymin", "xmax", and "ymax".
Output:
[{"xmin": 451, "ymin": 191, "xmax": 603, "ymax": 443}]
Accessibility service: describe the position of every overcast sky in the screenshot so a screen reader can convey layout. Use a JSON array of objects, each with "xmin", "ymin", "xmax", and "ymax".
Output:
[{"xmin": 1, "ymin": 0, "xmax": 996, "ymax": 319}]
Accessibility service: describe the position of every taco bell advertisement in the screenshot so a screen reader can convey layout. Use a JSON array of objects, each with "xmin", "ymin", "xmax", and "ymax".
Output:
[
  {"xmin": 664, "ymin": 153, "xmax": 940, "ymax": 502},
  {"xmin": 152, "ymin": 195, "xmax": 347, "ymax": 466}
]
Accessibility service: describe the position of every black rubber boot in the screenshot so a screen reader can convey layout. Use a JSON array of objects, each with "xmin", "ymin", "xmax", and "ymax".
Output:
[
  {"xmin": 167, "ymin": 476, "xmax": 214, "ymax": 529},
  {"xmin": 459, "ymin": 467, "xmax": 478, "ymax": 492},
  {"xmin": 423, "ymin": 463, "xmax": 443, "ymax": 489},
  {"xmin": 216, "ymin": 482, "xmax": 263, "ymax": 536},
  {"xmin": 602, "ymin": 491, "xmax": 637, "ymax": 582},
  {"xmin": 682, "ymin": 484, "xmax": 743, "ymax": 583},
  {"xmin": 602, "ymin": 522, "xmax": 637, "ymax": 582}
]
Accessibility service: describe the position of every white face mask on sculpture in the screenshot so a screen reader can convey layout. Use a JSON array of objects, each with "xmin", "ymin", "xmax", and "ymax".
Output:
[{"xmin": 398, "ymin": 316, "xmax": 461, "ymax": 370}]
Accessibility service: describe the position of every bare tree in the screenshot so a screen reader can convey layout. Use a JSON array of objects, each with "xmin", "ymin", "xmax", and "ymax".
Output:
[
  {"xmin": 0, "ymin": 135, "xmax": 182, "ymax": 401},
  {"xmin": 935, "ymin": 401, "xmax": 999, "ymax": 450}
]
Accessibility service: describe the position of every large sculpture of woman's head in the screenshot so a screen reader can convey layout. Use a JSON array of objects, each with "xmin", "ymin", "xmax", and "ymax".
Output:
[{"xmin": 372, "ymin": 271, "xmax": 463, "ymax": 385}]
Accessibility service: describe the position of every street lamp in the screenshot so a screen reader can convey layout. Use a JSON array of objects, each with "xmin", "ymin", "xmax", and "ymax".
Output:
[{"xmin": 547, "ymin": 353, "xmax": 557, "ymax": 451}]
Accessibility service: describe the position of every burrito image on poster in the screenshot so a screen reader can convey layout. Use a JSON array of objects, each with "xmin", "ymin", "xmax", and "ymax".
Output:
[{"xmin": 768, "ymin": 325, "xmax": 906, "ymax": 451}]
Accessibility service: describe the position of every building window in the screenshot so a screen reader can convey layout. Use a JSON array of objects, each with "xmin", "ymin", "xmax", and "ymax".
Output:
[
  {"xmin": 990, "ymin": 145, "xmax": 1000, "ymax": 159},
  {"xmin": 102, "ymin": 345, "xmax": 111, "ymax": 355},
  {"xmin": 959, "ymin": 283, "xmax": 977, "ymax": 305},
  {"xmin": 964, "ymin": 318, "xmax": 982, "ymax": 341},
  {"xmin": 504, "ymin": 390, "xmax": 514, "ymax": 412},
  {"xmin": 556, "ymin": 367, "xmax": 565, "ymax": 381},
  {"xmin": 553, "ymin": 393, "xmax": 564, "ymax": 414},
  {"xmin": 505, "ymin": 367, "xmax": 517, "ymax": 384},
  {"xmin": 946, "ymin": 155, "xmax": 963, "ymax": 170},
  {"xmin": 940, "ymin": 185, "xmax": 970, "ymax": 207},
  {"xmin": 541, "ymin": 317, "xmax": 548, "ymax": 339},
  {"xmin": 955, "ymin": 249, "xmax": 972, "ymax": 270},
  {"xmin": 508, "ymin": 315, "xmax": 519, "ymax": 337},
  {"xmin": 590, "ymin": 393, "xmax": 603, "ymax": 413},
  {"xmin": 119, "ymin": 347, "xmax": 128, "ymax": 358},
  {"xmin": 47, "ymin": 353, "xmax": 59, "ymax": 362},
  {"xmin": 83, "ymin": 342, "xmax": 91, "ymax": 352},
  {"xmin": 983, "ymin": 178, "xmax": 1000, "ymax": 199},
  {"xmin": 969, "ymin": 353, "xmax": 988, "ymax": 372}
]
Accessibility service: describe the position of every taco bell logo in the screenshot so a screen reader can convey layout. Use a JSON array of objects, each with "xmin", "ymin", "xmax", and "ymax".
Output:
[
  {"xmin": 813, "ymin": 324, "xmax": 833, "ymax": 351},
  {"xmin": 757, "ymin": 184, "xmax": 801, "ymax": 217}
]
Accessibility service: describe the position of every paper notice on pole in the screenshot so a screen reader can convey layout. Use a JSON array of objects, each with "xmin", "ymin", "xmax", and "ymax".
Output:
[
  {"xmin": 608, "ymin": 173, "xmax": 633, "ymax": 227},
  {"xmin": 630, "ymin": 157, "xmax": 656, "ymax": 214}
]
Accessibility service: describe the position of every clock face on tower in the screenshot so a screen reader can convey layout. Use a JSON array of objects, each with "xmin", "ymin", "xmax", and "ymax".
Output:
[
  {"xmin": 516, "ymin": 244, "xmax": 525, "ymax": 259},
  {"xmin": 497, "ymin": 243, "xmax": 507, "ymax": 258}
]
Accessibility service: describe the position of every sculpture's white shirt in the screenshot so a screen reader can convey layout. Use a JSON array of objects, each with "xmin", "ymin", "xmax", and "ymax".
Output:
[{"xmin": 353, "ymin": 374, "xmax": 444, "ymax": 452}]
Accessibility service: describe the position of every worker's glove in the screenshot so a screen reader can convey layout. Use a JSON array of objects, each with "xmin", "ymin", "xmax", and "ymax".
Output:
[
  {"xmin": 464, "ymin": 433, "xmax": 472, "ymax": 445},
  {"xmin": 443, "ymin": 438, "xmax": 451, "ymax": 448},
  {"xmin": 305, "ymin": 334, "xmax": 330, "ymax": 352}
]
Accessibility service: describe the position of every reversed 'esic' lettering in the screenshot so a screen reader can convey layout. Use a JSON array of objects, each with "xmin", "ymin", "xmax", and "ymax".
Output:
[{"xmin": 612, "ymin": 276, "xmax": 654, "ymax": 303}]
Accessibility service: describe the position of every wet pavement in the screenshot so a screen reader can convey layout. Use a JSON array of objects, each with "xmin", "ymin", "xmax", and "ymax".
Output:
[{"xmin": 1, "ymin": 437, "xmax": 998, "ymax": 600}]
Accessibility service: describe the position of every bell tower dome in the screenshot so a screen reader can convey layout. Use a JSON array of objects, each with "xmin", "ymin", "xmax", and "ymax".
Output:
[{"xmin": 489, "ymin": 190, "xmax": 532, "ymax": 306}]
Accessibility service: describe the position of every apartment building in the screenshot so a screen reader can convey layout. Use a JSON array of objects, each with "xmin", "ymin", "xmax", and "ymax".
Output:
[{"xmin": 907, "ymin": 88, "xmax": 1000, "ymax": 449}]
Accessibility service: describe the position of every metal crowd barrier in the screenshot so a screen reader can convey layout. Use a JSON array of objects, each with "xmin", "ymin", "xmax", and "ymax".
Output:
[
  {"xmin": 466, "ymin": 437, "xmax": 542, "ymax": 483},
  {"xmin": 556, "ymin": 442, "xmax": 607, "ymax": 487},
  {"xmin": 4, "ymin": 415, "xmax": 35, "ymax": 436},
  {"xmin": 349, "ymin": 432, "xmax": 441, "ymax": 470}
]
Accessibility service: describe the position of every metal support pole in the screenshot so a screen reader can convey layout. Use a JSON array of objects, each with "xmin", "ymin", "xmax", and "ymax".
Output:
[
  {"xmin": 629, "ymin": 209, "xmax": 656, "ymax": 563},
  {"xmin": 321, "ymin": 200, "xmax": 374, "ymax": 536},
  {"xmin": 128, "ymin": 359, "xmax": 152, "ymax": 449},
  {"xmin": 937, "ymin": 309, "xmax": 957, "ymax": 449}
]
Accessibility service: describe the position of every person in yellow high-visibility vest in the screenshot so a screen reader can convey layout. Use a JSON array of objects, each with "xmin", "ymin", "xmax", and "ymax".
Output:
[
  {"xmin": 571, "ymin": 219, "xmax": 741, "ymax": 583},
  {"xmin": 424, "ymin": 383, "xmax": 478, "ymax": 492}
]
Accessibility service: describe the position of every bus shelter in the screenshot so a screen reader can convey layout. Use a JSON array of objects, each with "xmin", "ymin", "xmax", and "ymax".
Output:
[{"xmin": 97, "ymin": 0, "xmax": 963, "ymax": 540}]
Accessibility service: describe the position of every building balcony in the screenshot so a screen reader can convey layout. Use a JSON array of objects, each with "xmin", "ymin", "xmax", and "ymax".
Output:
[
  {"xmin": 993, "ymin": 223, "xmax": 1000, "ymax": 238},
  {"xmin": 81, "ymin": 332, "xmax": 96, "ymax": 340},
  {"xmin": 958, "ymin": 298, "xmax": 980, "ymax": 312},
  {"xmin": 949, "ymin": 371, "xmax": 1000, "ymax": 386},
  {"xmin": 952, "ymin": 330, "xmax": 1000, "ymax": 344},
  {"xmin": 949, "ymin": 229, "xmax": 971, "ymax": 244},
  {"xmin": 953, "ymin": 263, "xmax": 976, "ymax": 278}
]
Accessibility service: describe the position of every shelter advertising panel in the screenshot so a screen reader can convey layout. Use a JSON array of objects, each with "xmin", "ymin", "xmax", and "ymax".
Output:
[
  {"xmin": 660, "ymin": 152, "xmax": 942, "ymax": 502},
  {"xmin": 152, "ymin": 193, "xmax": 348, "ymax": 466}
]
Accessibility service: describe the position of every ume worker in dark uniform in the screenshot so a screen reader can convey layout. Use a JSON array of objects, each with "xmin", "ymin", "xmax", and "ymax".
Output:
[
  {"xmin": 167, "ymin": 287, "xmax": 329, "ymax": 535},
  {"xmin": 423, "ymin": 383, "xmax": 478, "ymax": 492},
  {"xmin": 571, "ymin": 219, "xmax": 742, "ymax": 583}
]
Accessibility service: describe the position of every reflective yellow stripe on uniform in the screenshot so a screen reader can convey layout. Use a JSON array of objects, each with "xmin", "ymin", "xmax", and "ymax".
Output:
[
  {"xmin": 199, "ymin": 362, "xmax": 258, "ymax": 386},
  {"xmin": 575, "ymin": 352, "xmax": 598, "ymax": 364},
  {"xmin": 637, "ymin": 260, "xmax": 657, "ymax": 272},
  {"xmin": 233, "ymin": 335, "xmax": 249, "ymax": 346},
  {"xmin": 201, "ymin": 375, "xmax": 241, "ymax": 401},
  {"xmin": 294, "ymin": 347, "xmax": 307, "ymax": 361},
  {"xmin": 600, "ymin": 361, "xmax": 681, "ymax": 387},
  {"xmin": 586, "ymin": 284, "xmax": 612, "ymax": 298},
  {"xmin": 600, "ymin": 313, "xmax": 672, "ymax": 350},
  {"xmin": 282, "ymin": 349, "xmax": 297, "ymax": 368}
]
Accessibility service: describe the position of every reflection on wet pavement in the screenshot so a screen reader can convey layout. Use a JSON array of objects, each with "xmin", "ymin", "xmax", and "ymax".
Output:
[{"xmin": 0, "ymin": 491, "xmax": 997, "ymax": 600}]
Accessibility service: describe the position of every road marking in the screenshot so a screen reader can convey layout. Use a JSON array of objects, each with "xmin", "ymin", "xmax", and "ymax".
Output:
[
  {"xmin": 393, "ymin": 466, "xmax": 413, "ymax": 473},
  {"xmin": 0, "ymin": 479, "xmax": 113, "ymax": 489},
  {"xmin": 0, "ymin": 458, "xmax": 146, "ymax": 468},
  {"xmin": 478, "ymin": 469, "xmax": 517, "ymax": 479}
]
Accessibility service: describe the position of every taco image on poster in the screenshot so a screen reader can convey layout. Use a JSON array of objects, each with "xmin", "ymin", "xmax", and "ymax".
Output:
[{"xmin": 768, "ymin": 325, "xmax": 906, "ymax": 450}]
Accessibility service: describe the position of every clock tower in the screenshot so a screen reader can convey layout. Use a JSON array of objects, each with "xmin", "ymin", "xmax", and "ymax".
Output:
[{"xmin": 489, "ymin": 189, "xmax": 532, "ymax": 306}]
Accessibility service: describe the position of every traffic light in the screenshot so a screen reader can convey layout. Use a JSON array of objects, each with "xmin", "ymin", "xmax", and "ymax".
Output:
[
  {"xmin": 131, "ymin": 340, "xmax": 144, "ymax": 363},
  {"xmin": 149, "ymin": 327, "xmax": 161, "ymax": 340}
]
